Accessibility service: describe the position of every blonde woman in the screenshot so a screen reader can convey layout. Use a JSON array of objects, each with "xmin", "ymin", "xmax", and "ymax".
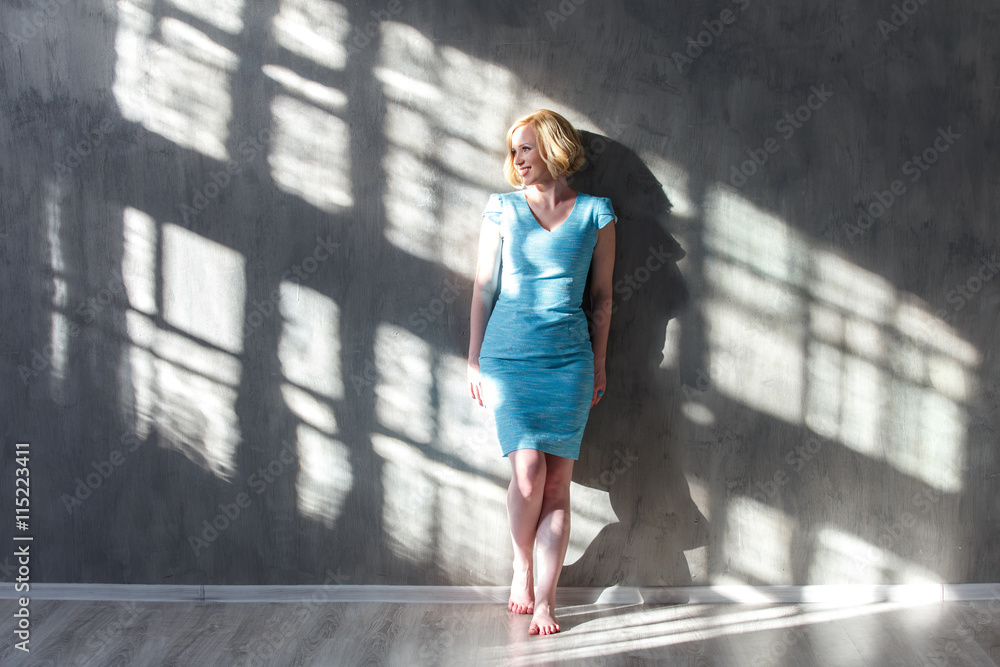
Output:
[{"xmin": 468, "ymin": 109, "xmax": 616, "ymax": 635}]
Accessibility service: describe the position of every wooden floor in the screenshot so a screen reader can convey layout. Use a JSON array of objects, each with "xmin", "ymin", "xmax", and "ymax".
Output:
[{"xmin": 2, "ymin": 598, "xmax": 999, "ymax": 666}]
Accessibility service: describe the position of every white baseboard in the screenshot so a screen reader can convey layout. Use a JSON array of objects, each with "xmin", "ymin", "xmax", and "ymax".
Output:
[{"xmin": 2, "ymin": 583, "xmax": 999, "ymax": 604}]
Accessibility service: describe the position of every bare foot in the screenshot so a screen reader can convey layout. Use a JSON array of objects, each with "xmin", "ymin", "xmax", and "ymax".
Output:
[
  {"xmin": 508, "ymin": 567, "xmax": 534, "ymax": 614},
  {"xmin": 528, "ymin": 602, "xmax": 560, "ymax": 635}
]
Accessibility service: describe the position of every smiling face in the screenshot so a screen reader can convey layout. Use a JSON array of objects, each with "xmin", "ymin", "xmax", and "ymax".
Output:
[{"xmin": 510, "ymin": 124, "xmax": 554, "ymax": 188}]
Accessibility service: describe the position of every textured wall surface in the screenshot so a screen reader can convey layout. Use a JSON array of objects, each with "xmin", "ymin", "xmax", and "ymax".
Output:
[{"xmin": 1, "ymin": 0, "xmax": 998, "ymax": 587}]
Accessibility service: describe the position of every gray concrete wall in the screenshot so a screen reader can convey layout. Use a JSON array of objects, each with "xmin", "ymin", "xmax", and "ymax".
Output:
[{"xmin": 1, "ymin": 0, "xmax": 998, "ymax": 586}]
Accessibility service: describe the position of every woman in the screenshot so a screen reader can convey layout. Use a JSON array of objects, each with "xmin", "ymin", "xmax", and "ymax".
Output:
[{"xmin": 468, "ymin": 109, "xmax": 615, "ymax": 635}]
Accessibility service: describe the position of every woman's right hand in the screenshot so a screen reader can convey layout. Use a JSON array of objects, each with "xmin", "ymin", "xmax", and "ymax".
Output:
[{"xmin": 468, "ymin": 361, "xmax": 484, "ymax": 407}]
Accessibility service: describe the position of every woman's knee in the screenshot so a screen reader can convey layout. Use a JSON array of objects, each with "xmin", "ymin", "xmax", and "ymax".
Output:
[{"xmin": 510, "ymin": 450, "xmax": 546, "ymax": 496}]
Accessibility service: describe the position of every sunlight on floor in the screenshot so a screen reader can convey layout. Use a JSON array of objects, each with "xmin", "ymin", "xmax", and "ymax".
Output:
[{"xmin": 502, "ymin": 599, "xmax": 942, "ymax": 665}]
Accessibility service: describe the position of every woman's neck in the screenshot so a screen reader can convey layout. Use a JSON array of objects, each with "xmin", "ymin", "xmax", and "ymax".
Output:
[{"xmin": 525, "ymin": 177, "xmax": 574, "ymax": 209}]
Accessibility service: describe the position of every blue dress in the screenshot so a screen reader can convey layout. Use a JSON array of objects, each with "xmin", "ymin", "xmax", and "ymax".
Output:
[{"xmin": 479, "ymin": 191, "xmax": 616, "ymax": 460}]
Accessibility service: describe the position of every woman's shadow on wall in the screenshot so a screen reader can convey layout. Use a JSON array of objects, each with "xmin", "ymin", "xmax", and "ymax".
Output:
[{"xmin": 562, "ymin": 132, "xmax": 708, "ymax": 587}]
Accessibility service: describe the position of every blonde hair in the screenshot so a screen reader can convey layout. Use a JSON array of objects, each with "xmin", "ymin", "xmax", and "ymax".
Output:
[{"xmin": 504, "ymin": 109, "xmax": 585, "ymax": 187}]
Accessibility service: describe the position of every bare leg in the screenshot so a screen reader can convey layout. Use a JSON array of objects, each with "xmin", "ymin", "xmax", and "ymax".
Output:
[
  {"xmin": 529, "ymin": 453, "xmax": 573, "ymax": 635},
  {"xmin": 507, "ymin": 450, "xmax": 546, "ymax": 614}
]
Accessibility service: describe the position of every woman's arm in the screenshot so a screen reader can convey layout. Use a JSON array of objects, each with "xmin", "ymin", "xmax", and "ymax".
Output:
[
  {"xmin": 589, "ymin": 221, "xmax": 616, "ymax": 407},
  {"xmin": 468, "ymin": 220, "xmax": 503, "ymax": 406}
]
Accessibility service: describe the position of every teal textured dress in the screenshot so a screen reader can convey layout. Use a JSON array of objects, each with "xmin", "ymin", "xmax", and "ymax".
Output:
[{"xmin": 479, "ymin": 191, "xmax": 616, "ymax": 460}]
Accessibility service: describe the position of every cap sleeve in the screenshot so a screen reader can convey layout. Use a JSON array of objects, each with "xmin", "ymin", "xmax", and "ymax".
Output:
[
  {"xmin": 596, "ymin": 196, "xmax": 616, "ymax": 229},
  {"xmin": 483, "ymin": 193, "xmax": 503, "ymax": 226}
]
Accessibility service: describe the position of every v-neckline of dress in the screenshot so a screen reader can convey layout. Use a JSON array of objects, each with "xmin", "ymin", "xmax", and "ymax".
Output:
[{"xmin": 520, "ymin": 192, "xmax": 579, "ymax": 233}]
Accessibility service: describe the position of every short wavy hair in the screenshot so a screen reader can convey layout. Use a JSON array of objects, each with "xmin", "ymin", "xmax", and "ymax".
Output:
[{"xmin": 504, "ymin": 109, "xmax": 585, "ymax": 187}]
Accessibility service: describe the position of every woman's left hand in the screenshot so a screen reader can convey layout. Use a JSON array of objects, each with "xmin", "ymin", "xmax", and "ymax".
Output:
[{"xmin": 591, "ymin": 363, "xmax": 607, "ymax": 408}]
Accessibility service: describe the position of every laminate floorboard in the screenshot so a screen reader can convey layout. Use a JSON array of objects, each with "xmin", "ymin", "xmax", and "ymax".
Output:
[{"xmin": 2, "ymin": 598, "xmax": 1000, "ymax": 666}]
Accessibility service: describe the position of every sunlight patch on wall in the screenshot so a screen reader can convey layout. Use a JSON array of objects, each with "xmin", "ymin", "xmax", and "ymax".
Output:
[
  {"xmin": 120, "ymin": 207, "xmax": 157, "ymax": 438},
  {"xmin": 435, "ymin": 451, "xmax": 511, "ymax": 580},
  {"xmin": 162, "ymin": 223, "xmax": 245, "ymax": 353},
  {"xmin": 565, "ymin": 482, "xmax": 618, "ymax": 566},
  {"xmin": 376, "ymin": 22, "xmax": 565, "ymax": 281},
  {"xmin": 724, "ymin": 496, "xmax": 794, "ymax": 583},
  {"xmin": 374, "ymin": 324, "xmax": 434, "ymax": 444},
  {"xmin": 272, "ymin": 0, "xmax": 349, "ymax": 70},
  {"xmin": 702, "ymin": 190, "xmax": 808, "ymax": 423},
  {"xmin": 114, "ymin": 219, "xmax": 247, "ymax": 479},
  {"xmin": 122, "ymin": 207, "xmax": 158, "ymax": 316},
  {"xmin": 282, "ymin": 383, "xmax": 338, "ymax": 435},
  {"xmin": 701, "ymin": 258, "xmax": 805, "ymax": 423},
  {"xmin": 44, "ymin": 181, "xmax": 70, "ymax": 401},
  {"xmin": 262, "ymin": 64, "xmax": 348, "ymax": 112},
  {"xmin": 704, "ymin": 189, "xmax": 810, "ymax": 287},
  {"xmin": 640, "ymin": 153, "xmax": 696, "ymax": 220},
  {"xmin": 125, "ymin": 309, "xmax": 243, "ymax": 479},
  {"xmin": 372, "ymin": 434, "xmax": 437, "ymax": 564},
  {"xmin": 113, "ymin": 1, "xmax": 237, "ymax": 162},
  {"xmin": 123, "ymin": 311, "xmax": 156, "ymax": 441},
  {"xmin": 434, "ymin": 354, "xmax": 505, "ymax": 475},
  {"xmin": 810, "ymin": 527, "xmax": 941, "ymax": 585},
  {"xmin": 373, "ymin": 433, "xmax": 509, "ymax": 574},
  {"xmin": 703, "ymin": 186, "xmax": 975, "ymax": 494},
  {"xmin": 295, "ymin": 424, "xmax": 351, "ymax": 528},
  {"xmin": 268, "ymin": 94, "xmax": 353, "ymax": 212},
  {"xmin": 278, "ymin": 282, "xmax": 343, "ymax": 400},
  {"xmin": 166, "ymin": 0, "xmax": 245, "ymax": 34}
]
